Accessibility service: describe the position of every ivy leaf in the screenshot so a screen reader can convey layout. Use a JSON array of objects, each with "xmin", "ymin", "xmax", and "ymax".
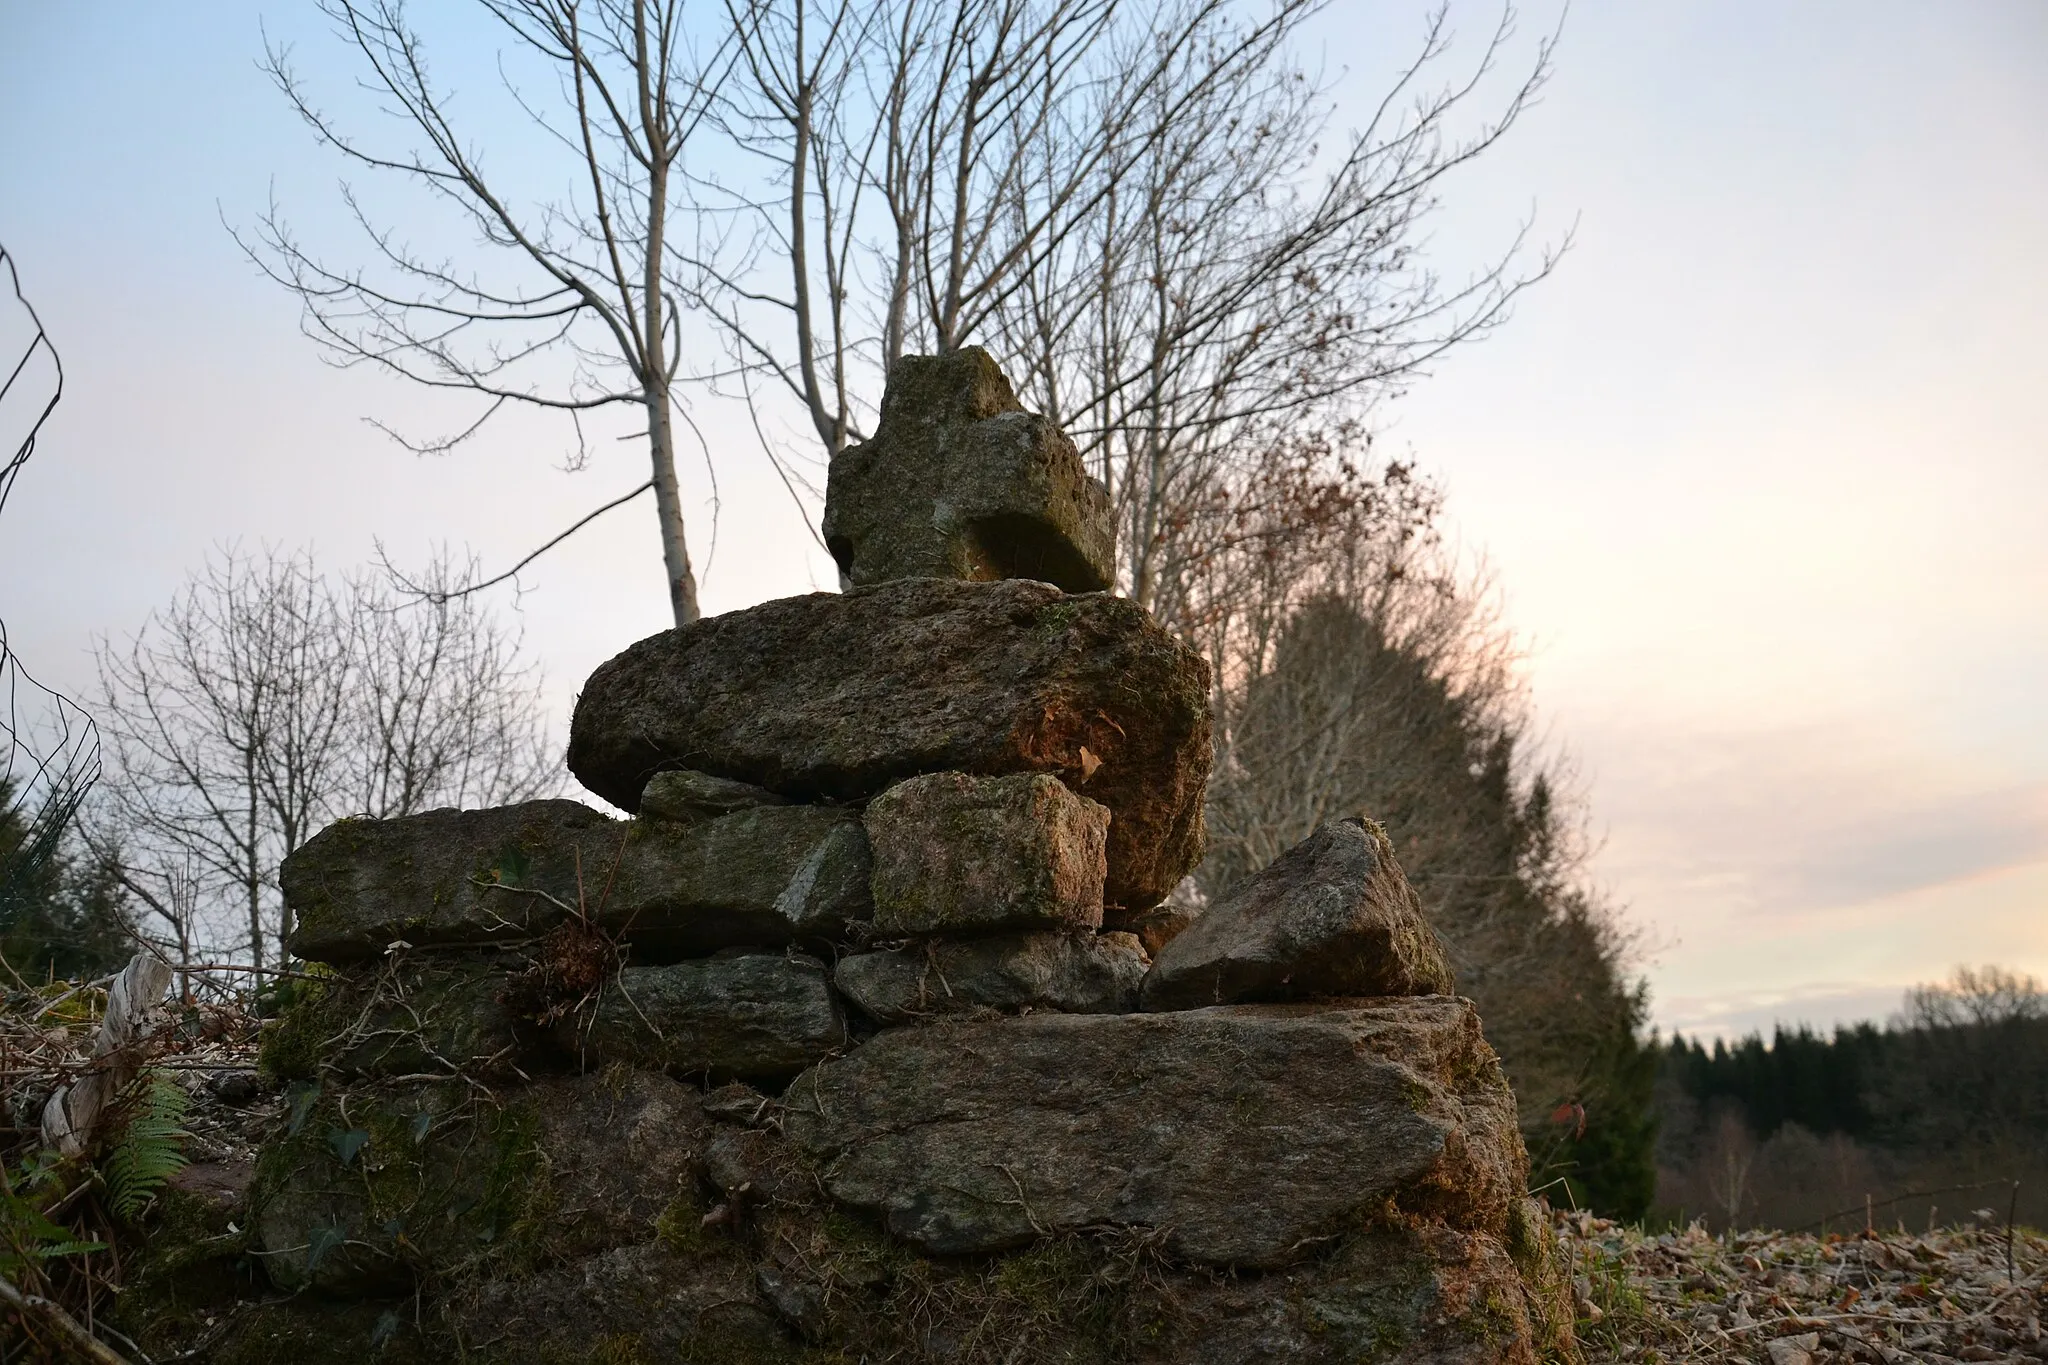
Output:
[
  {"xmin": 370, "ymin": 1310, "xmax": 402, "ymax": 1351},
  {"xmin": 285, "ymin": 1081, "xmax": 322, "ymax": 1136},
  {"xmin": 328, "ymin": 1127, "xmax": 371, "ymax": 1166},
  {"xmin": 305, "ymin": 1222, "xmax": 346, "ymax": 1273},
  {"xmin": 492, "ymin": 847, "xmax": 532, "ymax": 886}
]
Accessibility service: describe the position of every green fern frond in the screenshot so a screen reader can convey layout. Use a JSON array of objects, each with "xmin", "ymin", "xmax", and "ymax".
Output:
[
  {"xmin": 104, "ymin": 1072, "xmax": 191, "ymax": 1220},
  {"xmin": 33, "ymin": 1238, "xmax": 108, "ymax": 1259}
]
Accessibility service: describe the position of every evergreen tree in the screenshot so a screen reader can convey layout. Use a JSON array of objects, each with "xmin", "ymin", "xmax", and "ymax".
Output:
[{"xmin": 0, "ymin": 779, "xmax": 133, "ymax": 981}]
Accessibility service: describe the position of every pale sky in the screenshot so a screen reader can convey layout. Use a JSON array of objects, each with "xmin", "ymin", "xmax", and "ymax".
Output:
[{"xmin": 2, "ymin": 2, "xmax": 2043, "ymax": 1040}]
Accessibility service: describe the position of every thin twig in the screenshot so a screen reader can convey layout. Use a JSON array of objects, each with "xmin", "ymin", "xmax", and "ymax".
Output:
[
  {"xmin": 0, "ymin": 1271, "xmax": 135, "ymax": 1365},
  {"xmin": 380, "ymin": 478, "xmax": 654, "ymax": 604}
]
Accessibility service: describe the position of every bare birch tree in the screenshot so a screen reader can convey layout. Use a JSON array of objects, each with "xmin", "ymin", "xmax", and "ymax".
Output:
[
  {"xmin": 686, "ymin": 0, "xmax": 1559, "ymax": 618},
  {"xmin": 93, "ymin": 547, "xmax": 556, "ymax": 971},
  {"xmin": 242, "ymin": 0, "xmax": 743, "ymax": 625}
]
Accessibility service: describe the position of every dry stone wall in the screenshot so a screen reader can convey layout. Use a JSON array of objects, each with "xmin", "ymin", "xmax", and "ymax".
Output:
[{"xmin": 146, "ymin": 351, "xmax": 1578, "ymax": 1365}]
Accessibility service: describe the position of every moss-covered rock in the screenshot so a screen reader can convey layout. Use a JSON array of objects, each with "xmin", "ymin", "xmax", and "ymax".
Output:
[
  {"xmin": 783, "ymin": 998, "xmax": 1524, "ymax": 1266},
  {"xmin": 835, "ymin": 929, "xmax": 1147, "ymax": 1021},
  {"xmin": 1126, "ymin": 1218, "xmax": 1579, "ymax": 1364},
  {"xmin": 248, "ymin": 1069, "xmax": 707, "ymax": 1295},
  {"xmin": 640, "ymin": 768, "xmax": 791, "ymax": 824},
  {"xmin": 283, "ymin": 801, "xmax": 872, "ymax": 964},
  {"xmin": 597, "ymin": 807, "xmax": 871, "ymax": 958},
  {"xmin": 110, "ymin": 1182, "xmax": 263, "ymax": 1360},
  {"xmin": 443, "ymin": 1240, "xmax": 812, "ymax": 1365},
  {"xmin": 1141, "ymin": 817, "xmax": 1455, "ymax": 1009},
  {"xmin": 569, "ymin": 954, "xmax": 847, "ymax": 1081},
  {"xmin": 284, "ymin": 801, "xmax": 613, "ymax": 961},
  {"xmin": 260, "ymin": 952, "xmax": 527, "ymax": 1083},
  {"xmin": 864, "ymin": 772, "xmax": 1109, "ymax": 936}
]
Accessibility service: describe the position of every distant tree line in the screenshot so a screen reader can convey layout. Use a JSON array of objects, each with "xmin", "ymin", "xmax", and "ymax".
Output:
[
  {"xmin": 1664, "ymin": 967, "xmax": 2048, "ymax": 1155},
  {"xmin": 1656, "ymin": 967, "xmax": 2048, "ymax": 1231}
]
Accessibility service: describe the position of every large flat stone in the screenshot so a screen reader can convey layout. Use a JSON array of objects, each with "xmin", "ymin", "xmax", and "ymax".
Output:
[
  {"xmin": 781, "ymin": 997, "xmax": 1523, "ymax": 1267},
  {"xmin": 1143, "ymin": 818, "xmax": 1454, "ymax": 1011},
  {"xmin": 835, "ymin": 930, "xmax": 1146, "ymax": 1021},
  {"xmin": 569, "ymin": 954, "xmax": 847, "ymax": 1080},
  {"xmin": 566, "ymin": 577, "xmax": 1210, "ymax": 917},
  {"xmin": 821, "ymin": 347, "xmax": 1114, "ymax": 594},
  {"xmin": 865, "ymin": 772, "xmax": 1107, "ymax": 935},
  {"xmin": 283, "ymin": 801, "xmax": 870, "ymax": 963}
]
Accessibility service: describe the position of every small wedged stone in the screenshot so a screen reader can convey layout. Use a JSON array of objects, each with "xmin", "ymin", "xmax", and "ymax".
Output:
[
  {"xmin": 566, "ymin": 576, "xmax": 1210, "ymax": 917},
  {"xmin": 568, "ymin": 955, "xmax": 847, "ymax": 1080},
  {"xmin": 251, "ymin": 1070, "xmax": 709, "ymax": 1295},
  {"xmin": 282, "ymin": 801, "xmax": 870, "ymax": 963},
  {"xmin": 782, "ymin": 996, "xmax": 1523, "ymax": 1267},
  {"xmin": 821, "ymin": 346, "xmax": 1114, "ymax": 594},
  {"xmin": 701, "ymin": 1081, "xmax": 779, "ymax": 1128},
  {"xmin": 1127, "ymin": 876, "xmax": 1206, "ymax": 956},
  {"xmin": 638, "ymin": 768, "xmax": 788, "ymax": 825},
  {"xmin": 865, "ymin": 772, "xmax": 1108, "ymax": 935},
  {"xmin": 834, "ymin": 930, "xmax": 1146, "ymax": 1021},
  {"xmin": 1142, "ymin": 818, "xmax": 1453, "ymax": 1011}
]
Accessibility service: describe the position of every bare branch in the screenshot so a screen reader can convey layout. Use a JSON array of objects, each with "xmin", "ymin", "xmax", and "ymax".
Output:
[{"xmin": 375, "ymin": 478, "xmax": 656, "ymax": 604}]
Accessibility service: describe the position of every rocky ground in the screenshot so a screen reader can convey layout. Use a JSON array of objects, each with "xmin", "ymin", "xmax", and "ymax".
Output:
[{"xmin": 1558, "ymin": 1210, "xmax": 2048, "ymax": 1364}]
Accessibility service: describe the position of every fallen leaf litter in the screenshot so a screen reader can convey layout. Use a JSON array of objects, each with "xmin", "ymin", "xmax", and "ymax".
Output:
[{"xmin": 1557, "ymin": 1208, "xmax": 2048, "ymax": 1363}]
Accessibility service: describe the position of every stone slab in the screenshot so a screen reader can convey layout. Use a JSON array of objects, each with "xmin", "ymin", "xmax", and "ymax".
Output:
[
  {"xmin": 1142, "ymin": 818, "xmax": 1453, "ymax": 1011},
  {"xmin": 638, "ymin": 768, "xmax": 789, "ymax": 825},
  {"xmin": 566, "ymin": 577, "xmax": 1210, "ymax": 917},
  {"xmin": 252, "ymin": 1070, "xmax": 708, "ymax": 1295},
  {"xmin": 259, "ymin": 954, "xmax": 525, "ymax": 1081},
  {"xmin": 834, "ymin": 930, "xmax": 1146, "ymax": 1021},
  {"xmin": 596, "ymin": 806, "xmax": 872, "ymax": 958},
  {"xmin": 569, "ymin": 954, "xmax": 847, "ymax": 1080},
  {"xmin": 283, "ymin": 801, "xmax": 870, "ymax": 963},
  {"xmin": 782, "ymin": 997, "xmax": 1522, "ymax": 1267}
]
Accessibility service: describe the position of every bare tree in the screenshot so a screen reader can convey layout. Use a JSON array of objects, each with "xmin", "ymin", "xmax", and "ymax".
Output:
[
  {"xmin": 1904, "ymin": 966, "xmax": 2047, "ymax": 1031},
  {"xmin": 2, "ymin": 244, "xmax": 102, "ymax": 929},
  {"xmin": 1705, "ymin": 1107, "xmax": 1757, "ymax": 1232},
  {"xmin": 688, "ymin": 0, "xmax": 1560, "ymax": 616},
  {"xmin": 243, "ymin": 0, "xmax": 745, "ymax": 626},
  {"xmin": 93, "ymin": 547, "xmax": 556, "ymax": 971}
]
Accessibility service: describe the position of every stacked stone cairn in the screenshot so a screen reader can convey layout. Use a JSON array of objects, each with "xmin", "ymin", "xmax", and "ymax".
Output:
[{"xmin": 199, "ymin": 349, "xmax": 1575, "ymax": 1364}]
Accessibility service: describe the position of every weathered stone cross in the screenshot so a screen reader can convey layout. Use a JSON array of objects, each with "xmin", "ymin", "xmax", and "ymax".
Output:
[{"xmin": 821, "ymin": 346, "xmax": 1115, "ymax": 593}]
